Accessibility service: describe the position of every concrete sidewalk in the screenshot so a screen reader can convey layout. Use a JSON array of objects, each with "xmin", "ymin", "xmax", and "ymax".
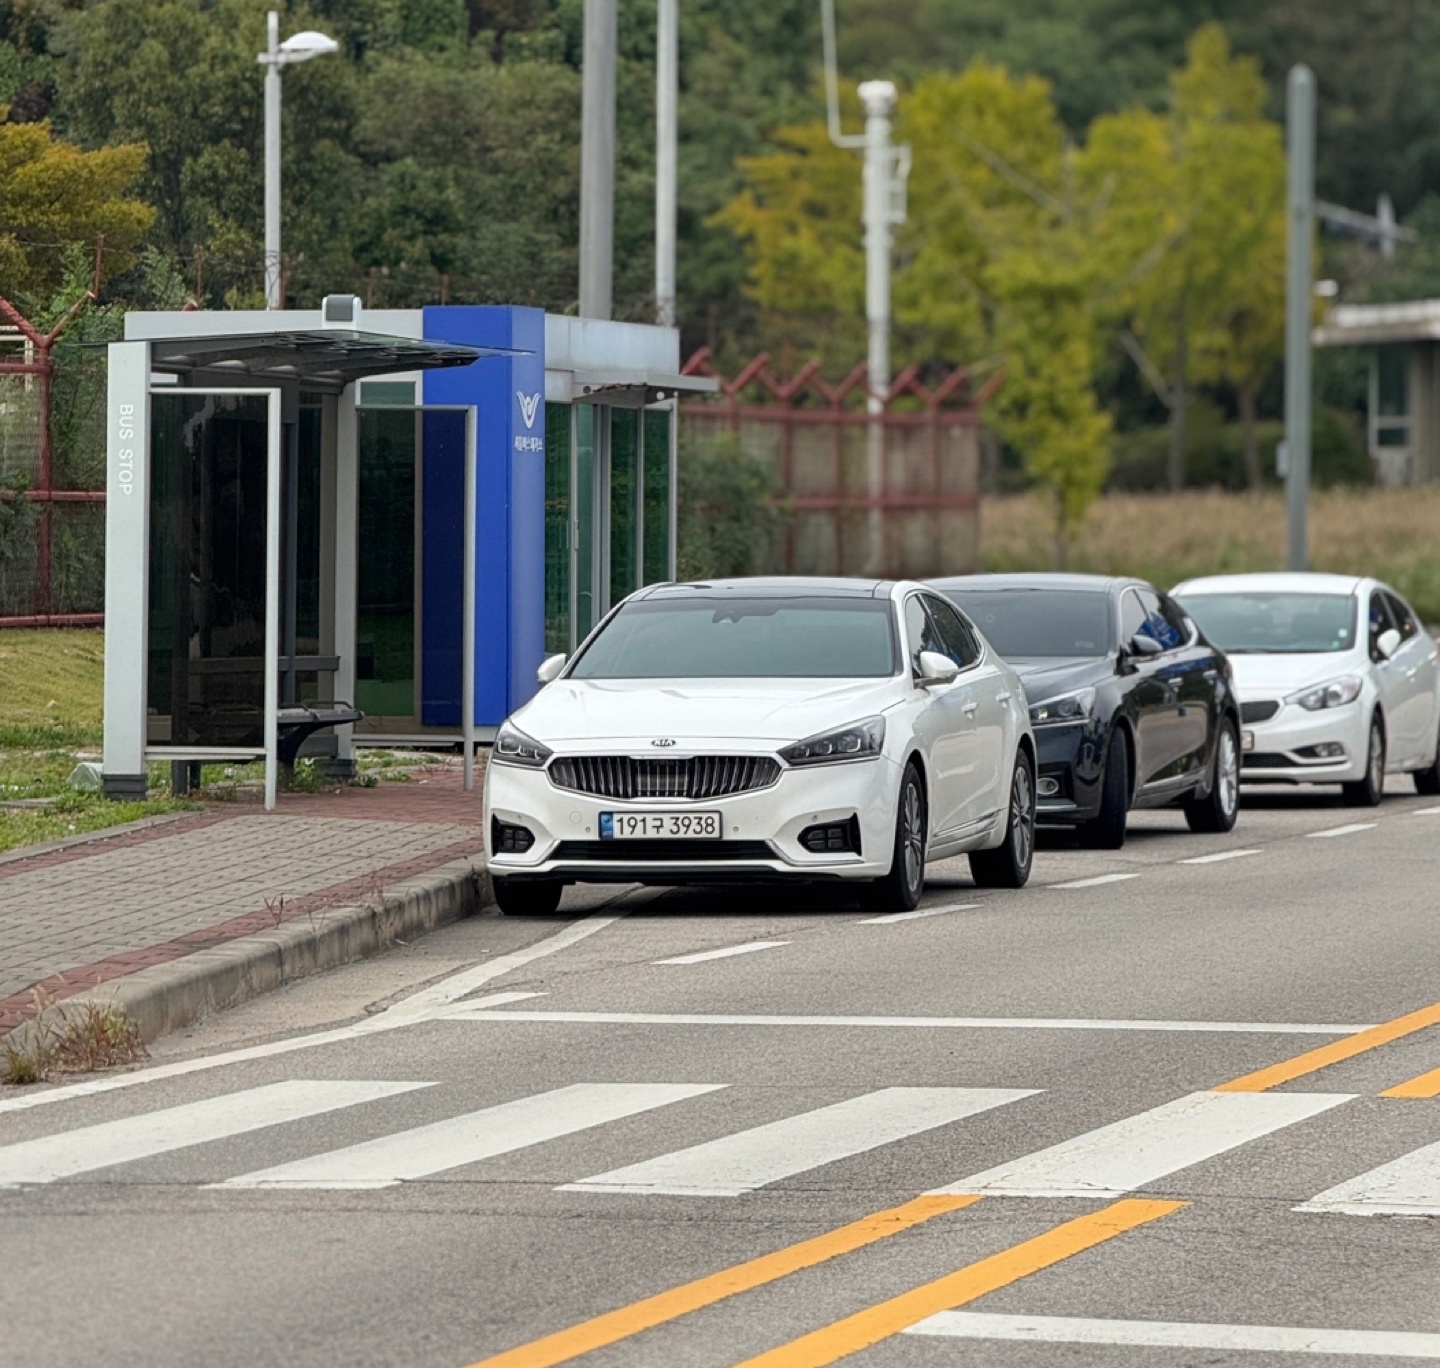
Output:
[{"xmin": 0, "ymin": 761, "xmax": 490, "ymax": 1044}]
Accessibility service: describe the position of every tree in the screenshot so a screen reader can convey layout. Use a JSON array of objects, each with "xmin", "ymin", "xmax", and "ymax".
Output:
[{"xmin": 0, "ymin": 118, "xmax": 152, "ymax": 301}]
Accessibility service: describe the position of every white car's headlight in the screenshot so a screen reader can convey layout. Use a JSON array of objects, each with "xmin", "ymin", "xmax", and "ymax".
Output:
[
  {"xmin": 1287, "ymin": 676, "xmax": 1363, "ymax": 712},
  {"xmin": 780, "ymin": 716, "xmax": 885, "ymax": 766},
  {"xmin": 1029, "ymin": 687, "xmax": 1096, "ymax": 726},
  {"xmin": 493, "ymin": 723, "xmax": 553, "ymax": 767}
]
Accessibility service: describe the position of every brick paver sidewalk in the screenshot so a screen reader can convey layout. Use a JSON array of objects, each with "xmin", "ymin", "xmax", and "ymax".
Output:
[{"xmin": 0, "ymin": 765, "xmax": 486, "ymax": 1034}]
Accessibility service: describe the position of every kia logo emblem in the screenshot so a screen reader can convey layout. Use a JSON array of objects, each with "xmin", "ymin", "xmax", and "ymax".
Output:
[{"xmin": 651, "ymin": 738, "xmax": 676, "ymax": 748}]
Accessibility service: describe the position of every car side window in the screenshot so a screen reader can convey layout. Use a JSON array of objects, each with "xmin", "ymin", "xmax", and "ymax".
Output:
[
  {"xmin": 1383, "ymin": 590, "xmax": 1418, "ymax": 642},
  {"xmin": 1134, "ymin": 587, "xmax": 1184, "ymax": 652},
  {"xmin": 1119, "ymin": 590, "xmax": 1148, "ymax": 647},
  {"xmin": 904, "ymin": 596, "xmax": 942, "ymax": 674},
  {"xmin": 1369, "ymin": 590, "xmax": 1397, "ymax": 660},
  {"xmin": 1156, "ymin": 593, "xmax": 1193, "ymax": 646},
  {"xmin": 922, "ymin": 595, "xmax": 981, "ymax": 669}
]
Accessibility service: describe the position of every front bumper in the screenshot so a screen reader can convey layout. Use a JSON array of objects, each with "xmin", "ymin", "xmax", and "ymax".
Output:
[
  {"xmin": 484, "ymin": 753, "xmax": 901, "ymax": 884},
  {"xmin": 1239, "ymin": 698, "xmax": 1369, "ymax": 784},
  {"xmin": 1032, "ymin": 720, "xmax": 1105, "ymax": 822}
]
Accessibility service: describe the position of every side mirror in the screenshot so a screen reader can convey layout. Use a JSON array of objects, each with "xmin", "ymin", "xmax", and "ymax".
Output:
[
  {"xmin": 1376, "ymin": 628, "xmax": 1401, "ymax": 661},
  {"xmin": 917, "ymin": 650, "xmax": 960, "ymax": 687},
  {"xmin": 536, "ymin": 653, "xmax": 568, "ymax": 685},
  {"xmin": 1128, "ymin": 634, "xmax": 1163, "ymax": 658}
]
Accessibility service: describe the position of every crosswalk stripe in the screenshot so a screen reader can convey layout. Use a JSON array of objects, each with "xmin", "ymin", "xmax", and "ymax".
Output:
[
  {"xmin": 1296, "ymin": 1138, "xmax": 1440, "ymax": 1216},
  {"xmin": 931, "ymin": 1090, "xmax": 1353, "ymax": 1198},
  {"xmin": 904, "ymin": 1311, "xmax": 1440, "ymax": 1357},
  {"xmin": 218, "ymin": 1083, "xmax": 724, "ymax": 1189},
  {"xmin": 0, "ymin": 1080, "xmax": 430, "ymax": 1187},
  {"xmin": 561, "ymin": 1087, "xmax": 1037, "ymax": 1197}
]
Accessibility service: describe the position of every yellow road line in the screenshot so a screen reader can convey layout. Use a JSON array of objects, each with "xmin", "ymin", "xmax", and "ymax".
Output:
[
  {"xmin": 465, "ymin": 1192, "xmax": 981, "ymax": 1368},
  {"xmin": 1215, "ymin": 998, "xmax": 1440, "ymax": 1093},
  {"xmin": 732, "ymin": 1197, "xmax": 1184, "ymax": 1368},
  {"xmin": 1381, "ymin": 1065, "xmax": 1440, "ymax": 1099}
]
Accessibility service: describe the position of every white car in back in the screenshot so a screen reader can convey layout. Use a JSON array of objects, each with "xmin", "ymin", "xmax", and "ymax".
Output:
[
  {"xmin": 483, "ymin": 578, "xmax": 1036, "ymax": 914},
  {"xmin": 1172, "ymin": 572, "xmax": 1440, "ymax": 805}
]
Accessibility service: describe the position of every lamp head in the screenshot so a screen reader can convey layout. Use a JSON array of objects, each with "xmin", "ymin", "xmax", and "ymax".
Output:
[{"xmin": 276, "ymin": 29, "xmax": 339, "ymax": 64}]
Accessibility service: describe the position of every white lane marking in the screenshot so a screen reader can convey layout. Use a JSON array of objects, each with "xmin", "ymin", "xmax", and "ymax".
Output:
[
  {"xmin": 1179, "ymin": 849, "xmax": 1261, "ymax": 865},
  {"xmin": 0, "ymin": 1080, "xmax": 429, "ymax": 1187},
  {"xmin": 1049, "ymin": 873, "xmax": 1139, "ymax": 889},
  {"xmin": 654, "ymin": 941, "xmax": 789, "ymax": 966},
  {"xmin": 0, "ymin": 913, "xmax": 625, "ymax": 1118},
  {"xmin": 562, "ymin": 1087, "xmax": 1035, "ymax": 1197},
  {"xmin": 860, "ymin": 903, "xmax": 978, "ymax": 924},
  {"xmin": 218, "ymin": 1083, "xmax": 721, "ymax": 1190},
  {"xmin": 444, "ymin": 1008, "xmax": 1370, "ymax": 1035},
  {"xmin": 459, "ymin": 991, "xmax": 547, "ymax": 1009},
  {"xmin": 1307, "ymin": 823, "xmax": 1377, "ymax": 839},
  {"xmin": 1416, "ymin": 806, "xmax": 1440, "ymax": 816},
  {"xmin": 930, "ymin": 1090, "xmax": 1353, "ymax": 1198},
  {"xmin": 1296, "ymin": 1137, "xmax": 1440, "ymax": 1217},
  {"xmin": 904, "ymin": 1311, "xmax": 1440, "ymax": 1357}
]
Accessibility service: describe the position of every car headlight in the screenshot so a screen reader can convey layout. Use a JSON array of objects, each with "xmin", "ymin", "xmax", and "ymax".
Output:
[
  {"xmin": 492, "ymin": 723, "xmax": 553, "ymax": 767},
  {"xmin": 1029, "ymin": 687, "xmax": 1096, "ymax": 726},
  {"xmin": 1286, "ymin": 676, "xmax": 1363, "ymax": 712},
  {"xmin": 780, "ymin": 716, "xmax": 885, "ymax": 766}
]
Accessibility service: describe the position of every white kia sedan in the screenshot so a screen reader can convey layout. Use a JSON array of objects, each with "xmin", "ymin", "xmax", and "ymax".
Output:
[
  {"xmin": 484, "ymin": 578, "xmax": 1036, "ymax": 915},
  {"xmin": 1173, "ymin": 572, "xmax": 1440, "ymax": 805}
]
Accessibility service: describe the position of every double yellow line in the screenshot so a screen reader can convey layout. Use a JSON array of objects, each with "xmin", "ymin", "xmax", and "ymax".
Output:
[{"xmin": 470, "ymin": 993, "xmax": 1440, "ymax": 1368}]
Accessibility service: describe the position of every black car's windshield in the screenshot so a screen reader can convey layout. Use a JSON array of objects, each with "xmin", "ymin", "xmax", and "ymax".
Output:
[
  {"xmin": 1178, "ymin": 592, "xmax": 1357, "ymax": 654},
  {"xmin": 570, "ymin": 595, "xmax": 898, "ymax": 679},
  {"xmin": 938, "ymin": 589, "xmax": 1115, "ymax": 658}
]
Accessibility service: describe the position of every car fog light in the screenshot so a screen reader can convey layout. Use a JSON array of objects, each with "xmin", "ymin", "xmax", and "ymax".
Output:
[
  {"xmin": 799, "ymin": 817, "xmax": 861, "ymax": 855},
  {"xmin": 1037, "ymin": 777, "xmax": 1060, "ymax": 797},
  {"xmin": 1298, "ymin": 742, "xmax": 1346, "ymax": 761},
  {"xmin": 491, "ymin": 817, "xmax": 535, "ymax": 853}
]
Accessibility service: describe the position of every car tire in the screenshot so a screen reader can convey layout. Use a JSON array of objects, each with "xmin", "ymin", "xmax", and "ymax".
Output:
[
  {"xmin": 492, "ymin": 878, "xmax": 564, "ymax": 917},
  {"xmin": 860, "ymin": 762, "xmax": 927, "ymax": 912},
  {"xmin": 969, "ymin": 752, "xmax": 1036, "ymax": 889},
  {"xmin": 1342, "ymin": 714, "xmax": 1386, "ymax": 807},
  {"xmin": 1184, "ymin": 718, "xmax": 1240, "ymax": 834},
  {"xmin": 1078, "ymin": 728, "xmax": 1129, "ymax": 849},
  {"xmin": 1411, "ymin": 721, "xmax": 1440, "ymax": 796}
]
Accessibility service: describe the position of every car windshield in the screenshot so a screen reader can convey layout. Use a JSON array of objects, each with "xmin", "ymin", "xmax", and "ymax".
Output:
[
  {"xmin": 569, "ymin": 595, "xmax": 898, "ymax": 679},
  {"xmin": 1178, "ymin": 592, "xmax": 1357, "ymax": 653},
  {"xmin": 938, "ymin": 588, "xmax": 1115, "ymax": 658}
]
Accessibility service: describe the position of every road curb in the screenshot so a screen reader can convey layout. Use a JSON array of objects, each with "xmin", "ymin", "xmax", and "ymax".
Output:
[{"xmin": 9, "ymin": 858, "xmax": 496, "ymax": 1052}]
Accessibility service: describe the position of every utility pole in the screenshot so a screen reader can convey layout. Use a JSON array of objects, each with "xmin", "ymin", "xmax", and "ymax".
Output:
[
  {"xmin": 579, "ymin": 0, "xmax": 617, "ymax": 319},
  {"xmin": 263, "ymin": 11, "xmax": 282, "ymax": 309},
  {"xmin": 1284, "ymin": 64, "xmax": 1315, "ymax": 573},
  {"xmin": 860, "ymin": 80, "xmax": 897, "ymax": 575},
  {"xmin": 655, "ymin": 0, "xmax": 678, "ymax": 328}
]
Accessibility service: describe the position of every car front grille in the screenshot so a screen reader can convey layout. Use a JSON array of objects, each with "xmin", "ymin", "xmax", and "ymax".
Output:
[
  {"xmin": 548, "ymin": 755, "xmax": 782, "ymax": 801},
  {"xmin": 1241, "ymin": 700, "xmax": 1280, "ymax": 724},
  {"xmin": 551, "ymin": 839, "xmax": 776, "ymax": 862}
]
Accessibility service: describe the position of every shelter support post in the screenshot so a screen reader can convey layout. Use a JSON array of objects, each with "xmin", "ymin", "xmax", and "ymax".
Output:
[
  {"xmin": 333, "ymin": 386, "xmax": 359, "ymax": 769},
  {"xmin": 463, "ymin": 406, "xmax": 477, "ymax": 790}
]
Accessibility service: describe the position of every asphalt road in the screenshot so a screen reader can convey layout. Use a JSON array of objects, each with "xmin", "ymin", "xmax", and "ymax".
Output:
[{"xmin": 4, "ymin": 781, "xmax": 1440, "ymax": 1368}]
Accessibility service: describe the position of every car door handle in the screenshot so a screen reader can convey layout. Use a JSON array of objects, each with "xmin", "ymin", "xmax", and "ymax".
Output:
[
  {"xmin": 961, "ymin": 700, "xmax": 978, "ymax": 715},
  {"xmin": 995, "ymin": 691, "xmax": 1012, "ymax": 705},
  {"xmin": 1407, "ymin": 667, "xmax": 1420, "ymax": 679}
]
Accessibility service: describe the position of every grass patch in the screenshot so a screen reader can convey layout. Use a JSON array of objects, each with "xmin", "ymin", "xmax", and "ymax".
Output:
[
  {"xmin": 0, "ymin": 791, "xmax": 193, "ymax": 855},
  {"xmin": 981, "ymin": 487, "xmax": 1440, "ymax": 624},
  {"xmin": 3, "ymin": 1001, "xmax": 148, "ymax": 1084},
  {"xmin": 0, "ymin": 629, "xmax": 103, "ymax": 748}
]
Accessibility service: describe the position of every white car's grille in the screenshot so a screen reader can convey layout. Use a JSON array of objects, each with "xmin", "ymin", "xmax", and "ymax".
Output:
[{"xmin": 548, "ymin": 755, "xmax": 782, "ymax": 801}]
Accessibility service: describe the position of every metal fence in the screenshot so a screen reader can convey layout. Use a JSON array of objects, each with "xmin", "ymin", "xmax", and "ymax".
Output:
[{"xmin": 679, "ymin": 350, "xmax": 994, "ymax": 580}]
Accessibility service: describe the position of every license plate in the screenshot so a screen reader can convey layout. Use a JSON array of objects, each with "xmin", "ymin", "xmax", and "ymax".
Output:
[
  {"xmin": 1241, "ymin": 729, "xmax": 1255, "ymax": 752},
  {"xmin": 600, "ymin": 811, "xmax": 722, "ymax": 840}
]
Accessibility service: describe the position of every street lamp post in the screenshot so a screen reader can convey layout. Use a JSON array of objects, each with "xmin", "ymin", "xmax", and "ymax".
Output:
[{"xmin": 257, "ymin": 12, "xmax": 338, "ymax": 310}]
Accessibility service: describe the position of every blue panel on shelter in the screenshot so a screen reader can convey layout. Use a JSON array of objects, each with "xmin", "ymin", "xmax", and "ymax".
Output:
[
  {"xmin": 420, "ymin": 410, "xmax": 466, "ymax": 726},
  {"xmin": 421, "ymin": 306, "xmax": 546, "ymax": 726}
]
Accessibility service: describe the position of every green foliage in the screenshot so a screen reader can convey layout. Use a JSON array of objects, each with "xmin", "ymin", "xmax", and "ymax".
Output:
[{"xmin": 675, "ymin": 431, "xmax": 786, "ymax": 580}]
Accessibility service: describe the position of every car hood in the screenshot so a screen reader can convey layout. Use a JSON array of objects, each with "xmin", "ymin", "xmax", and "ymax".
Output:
[
  {"xmin": 1006, "ymin": 656, "xmax": 1111, "ymax": 701},
  {"xmin": 1225, "ymin": 651, "xmax": 1366, "ymax": 696},
  {"xmin": 508, "ymin": 676, "xmax": 902, "ymax": 747}
]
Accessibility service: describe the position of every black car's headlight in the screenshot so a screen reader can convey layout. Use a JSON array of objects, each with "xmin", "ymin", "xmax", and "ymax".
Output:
[
  {"xmin": 1029, "ymin": 687, "xmax": 1096, "ymax": 726},
  {"xmin": 1286, "ymin": 676, "xmax": 1362, "ymax": 712},
  {"xmin": 493, "ymin": 723, "xmax": 553, "ymax": 768},
  {"xmin": 780, "ymin": 716, "xmax": 885, "ymax": 766}
]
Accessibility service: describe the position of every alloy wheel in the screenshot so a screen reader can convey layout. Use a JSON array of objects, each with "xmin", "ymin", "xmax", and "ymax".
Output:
[
  {"xmin": 1217, "ymin": 727, "xmax": 1239, "ymax": 819},
  {"xmin": 1368, "ymin": 723, "xmax": 1384, "ymax": 793},
  {"xmin": 901, "ymin": 780, "xmax": 925, "ymax": 893},
  {"xmin": 1011, "ymin": 762, "xmax": 1035, "ymax": 868}
]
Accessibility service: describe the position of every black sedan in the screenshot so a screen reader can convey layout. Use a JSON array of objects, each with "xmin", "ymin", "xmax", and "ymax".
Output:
[{"xmin": 930, "ymin": 573, "xmax": 1242, "ymax": 847}]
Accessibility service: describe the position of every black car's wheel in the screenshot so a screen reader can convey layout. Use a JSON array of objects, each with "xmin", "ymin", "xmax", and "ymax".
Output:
[
  {"xmin": 970, "ymin": 752, "xmax": 1036, "ymax": 889},
  {"xmin": 1079, "ymin": 728, "xmax": 1130, "ymax": 849},
  {"xmin": 1184, "ymin": 718, "xmax": 1240, "ymax": 834},
  {"xmin": 492, "ymin": 878, "xmax": 564, "ymax": 917},
  {"xmin": 861, "ymin": 762, "xmax": 927, "ymax": 912},
  {"xmin": 1411, "ymin": 719, "xmax": 1440, "ymax": 796},
  {"xmin": 1343, "ymin": 714, "xmax": 1386, "ymax": 807}
]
